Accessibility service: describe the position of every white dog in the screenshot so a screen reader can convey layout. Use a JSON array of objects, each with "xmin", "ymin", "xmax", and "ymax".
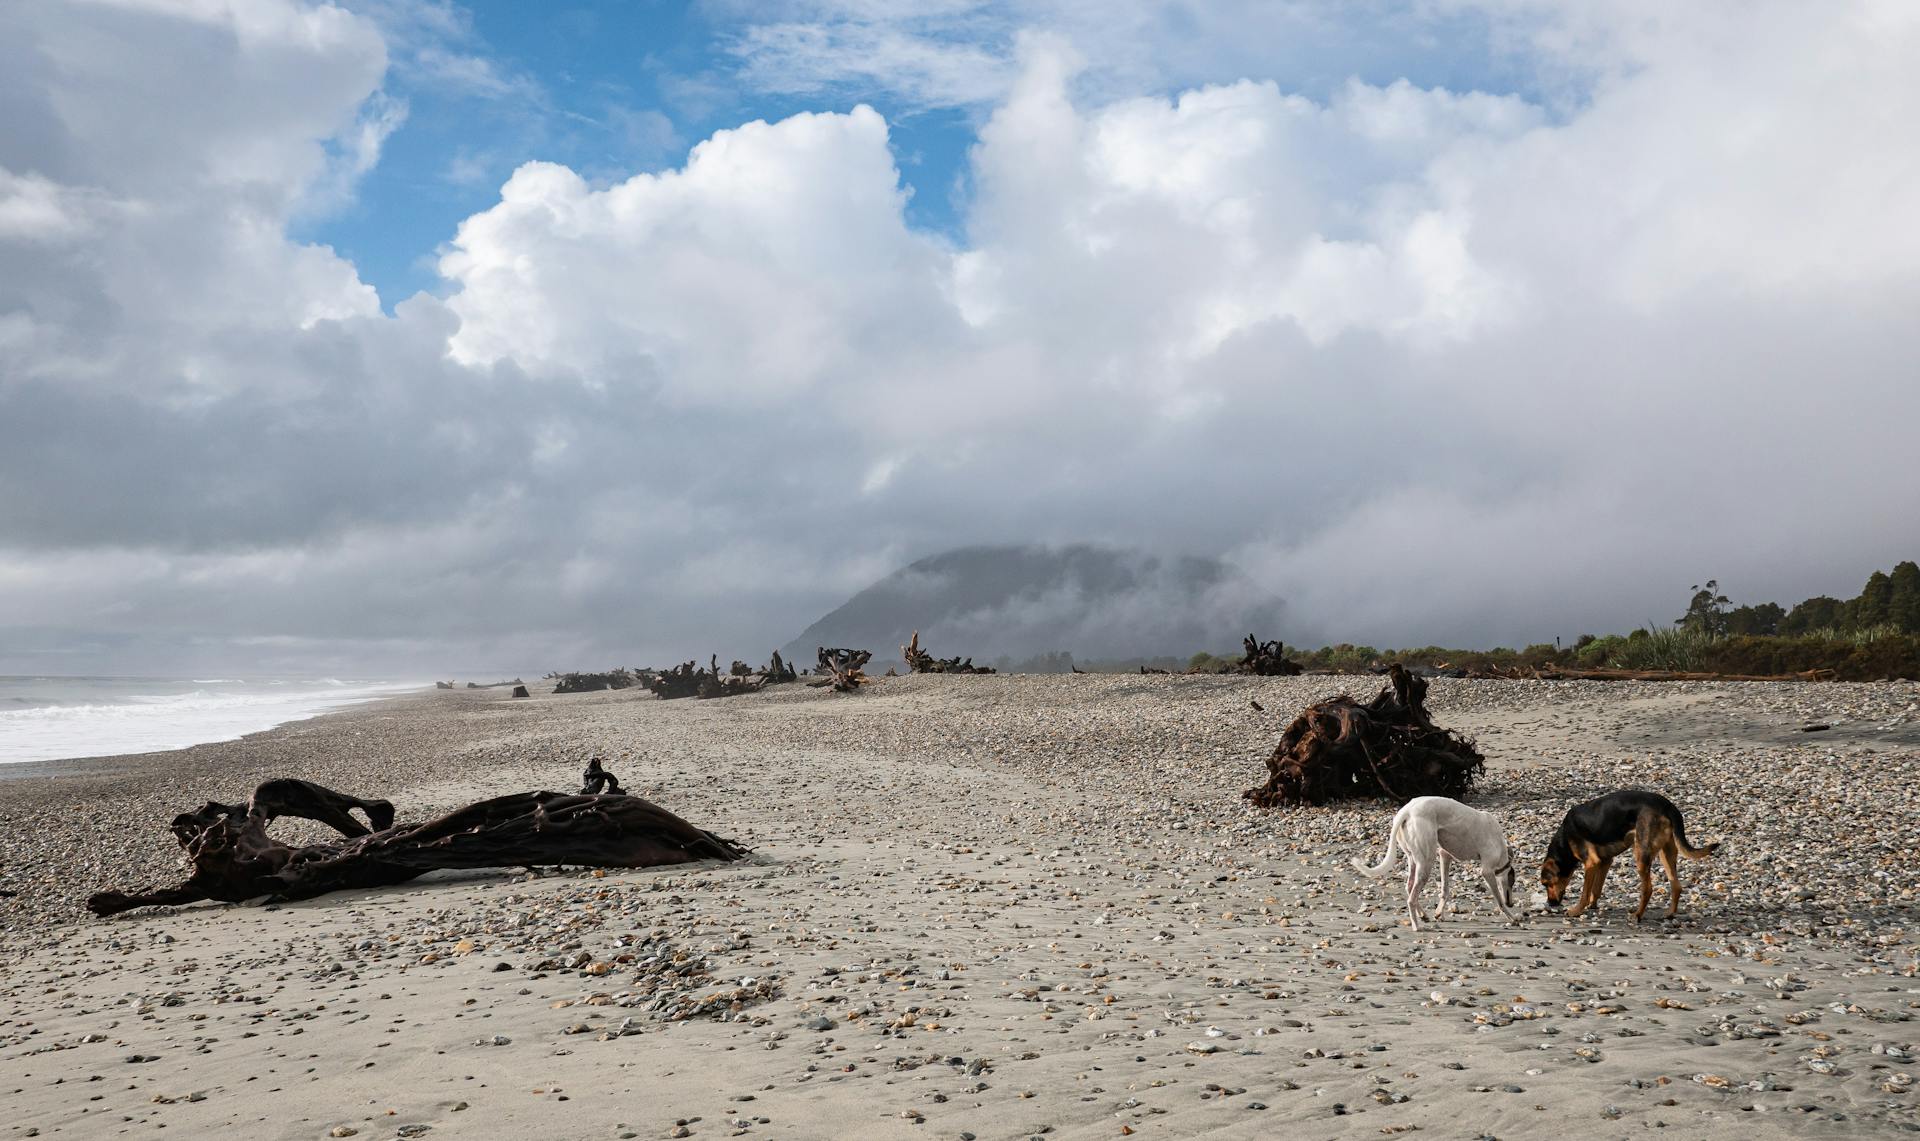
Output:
[{"xmin": 1351, "ymin": 796, "xmax": 1521, "ymax": 930}]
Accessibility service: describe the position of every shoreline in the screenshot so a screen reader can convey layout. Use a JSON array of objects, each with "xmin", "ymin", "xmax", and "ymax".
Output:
[
  {"xmin": 0, "ymin": 679, "xmax": 433, "ymax": 772},
  {"xmin": 0, "ymin": 687, "xmax": 439, "ymax": 784},
  {"xmin": 3, "ymin": 675, "xmax": 1917, "ymax": 1138}
]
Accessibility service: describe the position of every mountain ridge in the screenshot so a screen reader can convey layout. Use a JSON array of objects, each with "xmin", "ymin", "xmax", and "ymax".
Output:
[{"xmin": 781, "ymin": 544, "xmax": 1285, "ymax": 668}]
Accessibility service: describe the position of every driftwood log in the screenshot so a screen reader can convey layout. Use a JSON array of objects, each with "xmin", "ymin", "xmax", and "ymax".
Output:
[
  {"xmin": 902, "ymin": 631, "xmax": 996, "ymax": 674},
  {"xmin": 815, "ymin": 647, "xmax": 872, "ymax": 692},
  {"xmin": 1233, "ymin": 633, "xmax": 1303, "ymax": 676},
  {"xmin": 1244, "ymin": 664, "xmax": 1484, "ymax": 807},
  {"xmin": 86, "ymin": 773, "xmax": 747, "ymax": 918},
  {"xmin": 648, "ymin": 661, "xmax": 704, "ymax": 699},
  {"xmin": 551, "ymin": 669, "xmax": 639, "ymax": 694},
  {"xmin": 696, "ymin": 654, "xmax": 763, "ymax": 699},
  {"xmin": 646, "ymin": 651, "xmax": 797, "ymax": 700}
]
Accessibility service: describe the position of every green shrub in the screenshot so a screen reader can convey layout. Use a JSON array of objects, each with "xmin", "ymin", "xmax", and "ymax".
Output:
[
  {"xmin": 1576, "ymin": 634, "xmax": 1629, "ymax": 667},
  {"xmin": 1283, "ymin": 627, "xmax": 1920, "ymax": 681},
  {"xmin": 1519, "ymin": 643, "xmax": 1562, "ymax": 666},
  {"xmin": 1699, "ymin": 633, "xmax": 1920, "ymax": 679},
  {"xmin": 1323, "ymin": 644, "xmax": 1381, "ymax": 673},
  {"xmin": 1185, "ymin": 651, "xmax": 1239, "ymax": 674},
  {"xmin": 1599, "ymin": 625, "xmax": 1716, "ymax": 671}
]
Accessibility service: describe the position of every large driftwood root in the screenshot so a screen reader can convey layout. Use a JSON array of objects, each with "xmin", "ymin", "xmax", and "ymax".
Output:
[
  {"xmin": 1244, "ymin": 664, "xmax": 1483, "ymax": 807},
  {"xmin": 88, "ymin": 770, "xmax": 747, "ymax": 918},
  {"xmin": 169, "ymin": 778, "xmax": 395, "ymax": 844},
  {"xmin": 813, "ymin": 647, "xmax": 872, "ymax": 692}
]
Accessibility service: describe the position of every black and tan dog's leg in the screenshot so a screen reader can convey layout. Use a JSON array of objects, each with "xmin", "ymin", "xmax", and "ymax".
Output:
[
  {"xmin": 1633, "ymin": 847, "xmax": 1655, "ymax": 921},
  {"xmin": 1629, "ymin": 816, "xmax": 1658, "ymax": 920},
  {"xmin": 1658, "ymin": 844, "xmax": 1682, "ymax": 918},
  {"xmin": 1565, "ymin": 857, "xmax": 1611, "ymax": 917}
]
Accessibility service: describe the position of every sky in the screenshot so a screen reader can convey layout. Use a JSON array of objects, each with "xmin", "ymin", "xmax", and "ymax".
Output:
[{"xmin": 2, "ymin": 0, "xmax": 1917, "ymax": 676}]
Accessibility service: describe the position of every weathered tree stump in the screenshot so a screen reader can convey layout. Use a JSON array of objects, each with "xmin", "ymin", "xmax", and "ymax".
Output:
[
  {"xmin": 1244, "ymin": 664, "xmax": 1483, "ymax": 807},
  {"xmin": 816, "ymin": 647, "xmax": 872, "ymax": 692},
  {"xmin": 579, "ymin": 757, "xmax": 625, "ymax": 795}
]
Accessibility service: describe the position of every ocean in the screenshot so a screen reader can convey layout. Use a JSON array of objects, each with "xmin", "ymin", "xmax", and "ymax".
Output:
[{"xmin": 0, "ymin": 676, "xmax": 426, "ymax": 766}]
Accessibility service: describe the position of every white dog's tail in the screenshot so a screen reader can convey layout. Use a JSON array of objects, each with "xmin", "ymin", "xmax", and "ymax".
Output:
[{"xmin": 1351, "ymin": 817, "xmax": 1404, "ymax": 878}]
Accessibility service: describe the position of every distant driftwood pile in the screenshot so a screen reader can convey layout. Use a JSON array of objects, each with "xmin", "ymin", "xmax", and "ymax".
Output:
[
  {"xmin": 902, "ymin": 631, "xmax": 995, "ymax": 674},
  {"xmin": 86, "ymin": 770, "xmax": 747, "ymax": 917},
  {"xmin": 1134, "ymin": 632, "xmax": 1302, "ymax": 676},
  {"xmin": 647, "ymin": 652, "xmax": 797, "ymax": 700},
  {"xmin": 1232, "ymin": 633, "xmax": 1303, "ymax": 676},
  {"xmin": 547, "ymin": 655, "xmax": 798, "ymax": 700},
  {"xmin": 1244, "ymin": 664, "xmax": 1484, "ymax": 807},
  {"xmin": 550, "ymin": 668, "xmax": 641, "ymax": 694}
]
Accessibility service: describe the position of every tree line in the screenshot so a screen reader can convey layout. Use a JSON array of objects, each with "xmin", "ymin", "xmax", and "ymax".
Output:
[{"xmin": 1678, "ymin": 561, "xmax": 1920, "ymax": 637}]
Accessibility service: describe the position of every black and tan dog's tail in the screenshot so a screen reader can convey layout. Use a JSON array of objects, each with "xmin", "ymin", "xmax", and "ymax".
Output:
[{"xmin": 1667, "ymin": 804, "xmax": 1718, "ymax": 859}]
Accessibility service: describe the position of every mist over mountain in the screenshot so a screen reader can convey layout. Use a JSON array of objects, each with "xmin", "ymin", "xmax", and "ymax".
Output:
[{"xmin": 781, "ymin": 545, "xmax": 1286, "ymax": 667}]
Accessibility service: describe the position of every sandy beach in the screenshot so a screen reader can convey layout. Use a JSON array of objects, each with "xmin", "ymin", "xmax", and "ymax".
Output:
[{"xmin": 3, "ymin": 674, "xmax": 1919, "ymax": 1140}]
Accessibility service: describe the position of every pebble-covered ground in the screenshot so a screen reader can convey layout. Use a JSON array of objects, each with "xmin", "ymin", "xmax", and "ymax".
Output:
[{"xmin": 1, "ymin": 674, "xmax": 1917, "ymax": 1139}]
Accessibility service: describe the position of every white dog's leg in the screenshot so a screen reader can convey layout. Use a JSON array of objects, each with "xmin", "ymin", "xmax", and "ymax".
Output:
[
  {"xmin": 1403, "ymin": 854, "xmax": 1423, "ymax": 931},
  {"xmin": 1406, "ymin": 857, "xmax": 1432, "ymax": 931},
  {"xmin": 1485, "ymin": 868, "xmax": 1519, "ymax": 922},
  {"xmin": 1437, "ymin": 852, "xmax": 1452, "ymax": 918}
]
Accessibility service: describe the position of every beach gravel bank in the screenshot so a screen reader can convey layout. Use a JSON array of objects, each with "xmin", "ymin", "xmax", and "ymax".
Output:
[{"xmin": 2, "ymin": 674, "xmax": 1917, "ymax": 1138}]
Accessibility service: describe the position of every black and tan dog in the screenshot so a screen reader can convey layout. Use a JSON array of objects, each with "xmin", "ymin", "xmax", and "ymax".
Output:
[{"xmin": 1540, "ymin": 790, "xmax": 1718, "ymax": 921}]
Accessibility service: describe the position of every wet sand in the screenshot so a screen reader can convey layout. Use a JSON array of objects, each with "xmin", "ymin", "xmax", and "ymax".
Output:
[{"xmin": 3, "ymin": 674, "xmax": 1918, "ymax": 1139}]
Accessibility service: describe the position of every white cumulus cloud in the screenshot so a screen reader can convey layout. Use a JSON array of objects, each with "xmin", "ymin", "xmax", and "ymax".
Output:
[{"xmin": 1, "ymin": 0, "xmax": 1917, "ymax": 674}]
